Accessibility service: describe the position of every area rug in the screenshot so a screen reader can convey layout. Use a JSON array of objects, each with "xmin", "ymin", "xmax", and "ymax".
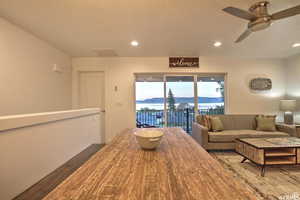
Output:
[{"xmin": 210, "ymin": 151, "xmax": 300, "ymax": 200}]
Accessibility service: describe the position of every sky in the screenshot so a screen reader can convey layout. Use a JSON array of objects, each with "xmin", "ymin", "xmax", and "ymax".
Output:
[{"xmin": 136, "ymin": 82, "xmax": 222, "ymax": 100}]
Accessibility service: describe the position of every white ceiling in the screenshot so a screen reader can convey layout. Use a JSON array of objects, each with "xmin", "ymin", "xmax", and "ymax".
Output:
[{"xmin": 0, "ymin": 0, "xmax": 300, "ymax": 58}]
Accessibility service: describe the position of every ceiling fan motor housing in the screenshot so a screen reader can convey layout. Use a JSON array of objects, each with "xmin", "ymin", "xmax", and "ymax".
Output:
[
  {"xmin": 248, "ymin": 1, "xmax": 272, "ymax": 31},
  {"xmin": 249, "ymin": 1, "xmax": 270, "ymax": 17}
]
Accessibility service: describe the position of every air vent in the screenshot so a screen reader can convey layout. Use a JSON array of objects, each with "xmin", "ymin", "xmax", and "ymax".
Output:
[{"xmin": 93, "ymin": 49, "xmax": 118, "ymax": 57}]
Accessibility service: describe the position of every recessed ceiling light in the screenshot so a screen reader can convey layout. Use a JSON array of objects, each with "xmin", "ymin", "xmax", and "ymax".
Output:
[
  {"xmin": 214, "ymin": 41, "xmax": 222, "ymax": 47},
  {"xmin": 131, "ymin": 40, "xmax": 139, "ymax": 47},
  {"xmin": 292, "ymin": 43, "xmax": 300, "ymax": 48}
]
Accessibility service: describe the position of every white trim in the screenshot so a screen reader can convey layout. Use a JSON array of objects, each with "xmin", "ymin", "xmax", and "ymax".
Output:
[
  {"xmin": 194, "ymin": 74, "xmax": 198, "ymax": 114},
  {"xmin": 72, "ymin": 65, "xmax": 107, "ymax": 143},
  {"xmin": 224, "ymin": 74, "xmax": 229, "ymax": 114},
  {"xmin": 163, "ymin": 75, "xmax": 167, "ymax": 127},
  {"xmin": 72, "ymin": 66, "xmax": 106, "ymax": 109},
  {"xmin": 0, "ymin": 108, "xmax": 100, "ymax": 132}
]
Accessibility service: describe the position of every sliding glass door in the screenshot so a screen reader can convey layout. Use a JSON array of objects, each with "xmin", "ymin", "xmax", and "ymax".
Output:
[
  {"xmin": 166, "ymin": 76, "xmax": 195, "ymax": 132},
  {"xmin": 135, "ymin": 74, "xmax": 165, "ymax": 128},
  {"xmin": 135, "ymin": 74, "xmax": 225, "ymax": 133}
]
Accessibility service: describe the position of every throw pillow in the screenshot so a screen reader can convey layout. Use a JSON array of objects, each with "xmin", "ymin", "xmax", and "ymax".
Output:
[
  {"xmin": 196, "ymin": 115, "xmax": 204, "ymax": 125},
  {"xmin": 204, "ymin": 115, "xmax": 212, "ymax": 131},
  {"xmin": 210, "ymin": 117, "xmax": 224, "ymax": 132},
  {"xmin": 255, "ymin": 115, "xmax": 277, "ymax": 129},
  {"xmin": 256, "ymin": 114, "xmax": 276, "ymax": 119},
  {"xmin": 256, "ymin": 116, "xmax": 276, "ymax": 132},
  {"xmin": 196, "ymin": 115, "xmax": 212, "ymax": 131}
]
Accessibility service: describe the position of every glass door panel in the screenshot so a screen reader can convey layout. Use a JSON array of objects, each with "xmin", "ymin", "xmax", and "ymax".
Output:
[
  {"xmin": 135, "ymin": 74, "xmax": 165, "ymax": 128},
  {"xmin": 165, "ymin": 76, "xmax": 195, "ymax": 133},
  {"xmin": 197, "ymin": 76, "xmax": 225, "ymax": 115}
]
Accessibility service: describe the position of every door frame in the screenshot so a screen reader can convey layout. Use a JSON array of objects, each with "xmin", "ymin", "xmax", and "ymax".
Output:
[
  {"xmin": 72, "ymin": 65, "xmax": 107, "ymax": 142},
  {"xmin": 72, "ymin": 66, "xmax": 106, "ymax": 109}
]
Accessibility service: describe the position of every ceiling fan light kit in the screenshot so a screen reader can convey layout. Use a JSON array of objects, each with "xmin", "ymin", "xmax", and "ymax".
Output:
[{"xmin": 223, "ymin": 1, "xmax": 300, "ymax": 43}]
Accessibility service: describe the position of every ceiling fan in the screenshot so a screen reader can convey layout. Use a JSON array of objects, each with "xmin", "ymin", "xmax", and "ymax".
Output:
[{"xmin": 223, "ymin": 1, "xmax": 300, "ymax": 43}]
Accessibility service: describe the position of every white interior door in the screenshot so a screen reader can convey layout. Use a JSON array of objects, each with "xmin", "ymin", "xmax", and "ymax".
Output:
[{"xmin": 79, "ymin": 71, "xmax": 105, "ymax": 142}]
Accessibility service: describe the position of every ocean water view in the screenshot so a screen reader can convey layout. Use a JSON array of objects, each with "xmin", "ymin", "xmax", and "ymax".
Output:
[{"xmin": 136, "ymin": 103, "xmax": 224, "ymax": 110}]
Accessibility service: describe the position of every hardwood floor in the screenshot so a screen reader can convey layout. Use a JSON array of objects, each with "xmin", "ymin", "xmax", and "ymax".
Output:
[
  {"xmin": 211, "ymin": 151, "xmax": 300, "ymax": 200},
  {"xmin": 13, "ymin": 144, "xmax": 104, "ymax": 200},
  {"xmin": 43, "ymin": 128, "xmax": 257, "ymax": 200},
  {"xmin": 17, "ymin": 131, "xmax": 297, "ymax": 200},
  {"xmin": 16, "ymin": 133, "xmax": 294, "ymax": 200}
]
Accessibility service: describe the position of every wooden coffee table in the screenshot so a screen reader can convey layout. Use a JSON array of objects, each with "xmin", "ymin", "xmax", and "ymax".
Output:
[{"xmin": 236, "ymin": 137, "xmax": 300, "ymax": 177}]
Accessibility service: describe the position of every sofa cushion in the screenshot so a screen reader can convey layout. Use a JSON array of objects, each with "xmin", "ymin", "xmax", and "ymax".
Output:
[
  {"xmin": 208, "ymin": 130, "xmax": 289, "ymax": 143},
  {"xmin": 213, "ymin": 115, "xmax": 257, "ymax": 130},
  {"xmin": 196, "ymin": 115, "xmax": 212, "ymax": 131}
]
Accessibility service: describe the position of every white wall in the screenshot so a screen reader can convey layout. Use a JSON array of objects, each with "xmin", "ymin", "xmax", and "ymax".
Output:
[
  {"xmin": 286, "ymin": 54, "xmax": 300, "ymax": 122},
  {"xmin": 72, "ymin": 57, "xmax": 286, "ymax": 142},
  {"xmin": 0, "ymin": 17, "xmax": 72, "ymax": 116},
  {"xmin": 0, "ymin": 109, "xmax": 101, "ymax": 200}
]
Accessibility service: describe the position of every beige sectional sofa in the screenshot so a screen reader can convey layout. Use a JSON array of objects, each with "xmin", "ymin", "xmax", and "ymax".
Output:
[{"xmin": 192, "ymin": 114, "xmax": 298, "ymax": 150}]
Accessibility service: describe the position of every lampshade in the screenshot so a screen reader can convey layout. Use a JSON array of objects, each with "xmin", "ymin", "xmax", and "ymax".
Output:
[{"xmin": 280, "ymin": 100, "xmax": 296, "ymax": 111}]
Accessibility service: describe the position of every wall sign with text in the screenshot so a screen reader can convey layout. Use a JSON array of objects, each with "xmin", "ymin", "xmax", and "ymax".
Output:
[{"xmin": 169, "ymin": 57, "xmax": 199, "ymax": 68}]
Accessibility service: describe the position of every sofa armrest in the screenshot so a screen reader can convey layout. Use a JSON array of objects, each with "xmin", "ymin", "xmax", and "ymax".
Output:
[
  {"xmin": 276, "ymin": 124, "xmax": 298, "ymax": 137},
  {"xmin": 192, "ymin": 123, "xmax": 209, "ymax": 148}
]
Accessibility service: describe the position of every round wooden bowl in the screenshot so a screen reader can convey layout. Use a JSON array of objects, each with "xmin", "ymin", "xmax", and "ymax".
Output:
[{"xmin": 134, "ymin": 130, "xmax": 164, "ymax": 150}]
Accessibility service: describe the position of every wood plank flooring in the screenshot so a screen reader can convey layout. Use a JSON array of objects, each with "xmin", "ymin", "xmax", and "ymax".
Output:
[
  {"xmin": 12, "ymin": 130, "xmax": 300, "ymax": 200},
  {"xmin": 13, "ymin": 144, "xmax": 104, "ymax": 200},
  {"xmin": 43, "ymin": 128, "xmax": 257, "ymax": 200}
]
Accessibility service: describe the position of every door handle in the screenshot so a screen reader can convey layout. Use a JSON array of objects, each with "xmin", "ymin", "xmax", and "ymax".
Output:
[{"xmin": 101, "ymin": 110, "xmax": 106, "ymax": 113}]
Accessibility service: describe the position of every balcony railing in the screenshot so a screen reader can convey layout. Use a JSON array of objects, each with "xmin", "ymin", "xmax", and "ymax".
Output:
[{"xmin": 136, "ymin": 108, "xmax": 224, "ymax": 133}]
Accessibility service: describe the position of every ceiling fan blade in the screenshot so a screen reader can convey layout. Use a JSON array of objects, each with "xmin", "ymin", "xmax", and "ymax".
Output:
[
  {"xmin": 235, "ymin": 29, "xmax": 252, "ymax": 43},
  {"xmin": 223, "ymin": 7, "xmax": 257, "ymax": 21},
  {"xmin": 271, "ymin": 5, "xmax": 300, "ymax": 20}
]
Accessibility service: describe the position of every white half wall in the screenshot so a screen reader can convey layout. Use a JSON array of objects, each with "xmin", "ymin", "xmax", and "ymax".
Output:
[
  {"xmin": 0, "ymin": 17, "xmax": 72, "ymax": 116},
  {"xmin": 72, "ymin": 57, "xmax": 286, "ymax": 142},
  {"xmin": 0, "ymin": 108, "xmax": 101, "ymax": 200}
]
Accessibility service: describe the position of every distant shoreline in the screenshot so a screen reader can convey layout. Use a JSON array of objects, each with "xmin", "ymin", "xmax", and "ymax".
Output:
[
  {"xmin": 136, "ymin": 97, "xmax": 223, "ymax": 104},
  {"xmin": 136, "ymin": 102, "xmax": 224, "ymax": 110}
]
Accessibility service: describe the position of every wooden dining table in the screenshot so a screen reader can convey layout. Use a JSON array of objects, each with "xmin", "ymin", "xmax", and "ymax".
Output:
[{"xmin": 43, "ymin": 128, "xmax": 257, "ymax": 200}]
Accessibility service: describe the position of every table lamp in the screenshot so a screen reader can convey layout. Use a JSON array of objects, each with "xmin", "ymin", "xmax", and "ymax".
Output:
[{"xmin": 280, "ymin": 100, "xmax": 296, "ymax": 124}]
